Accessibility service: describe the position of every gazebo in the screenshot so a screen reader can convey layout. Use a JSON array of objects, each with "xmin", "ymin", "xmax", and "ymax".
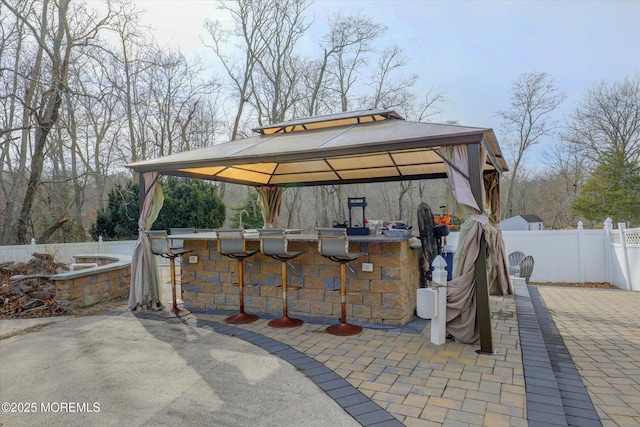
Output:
[{"xmin": 127, "ymin": 108, "xmax": 511, "ymax": 353}]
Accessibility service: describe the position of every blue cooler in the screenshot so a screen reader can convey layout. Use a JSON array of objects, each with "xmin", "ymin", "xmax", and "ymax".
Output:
[{"xmin": 443, "ymin": 246, "xmax": 455, "ymax": 281}]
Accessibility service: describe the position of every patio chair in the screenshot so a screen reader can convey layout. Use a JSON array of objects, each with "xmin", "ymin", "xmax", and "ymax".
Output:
[
  {"xmin": 508, "ymin": 251, "xmax": 525, "ymax": 276},
  {"xmin": 147, "ymin": 230, "xmax": 192, "ymax": 318},
  {"xmin": 316, "ymin": 227, "xmax": 367, "ymax": 336},
  {"xmin": 516, "ymin": 255, "xmax": 535, "ymax": 284}
]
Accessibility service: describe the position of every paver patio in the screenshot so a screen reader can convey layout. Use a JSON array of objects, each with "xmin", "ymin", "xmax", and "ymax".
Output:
[{"xmin": 160, "ymin": 268, "xmax": 639, "ymax": 426}]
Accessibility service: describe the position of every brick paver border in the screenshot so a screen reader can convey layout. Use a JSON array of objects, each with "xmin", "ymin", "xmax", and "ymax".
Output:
[{"xmin": 515, "ymin": 281, "xmax": 602, "ymax": 427}]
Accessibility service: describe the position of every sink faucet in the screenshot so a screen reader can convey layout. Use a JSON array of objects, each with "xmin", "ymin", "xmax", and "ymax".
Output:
[{"xmin": 239, "ymin": 209, "xmax": 249, "ymax": 229}]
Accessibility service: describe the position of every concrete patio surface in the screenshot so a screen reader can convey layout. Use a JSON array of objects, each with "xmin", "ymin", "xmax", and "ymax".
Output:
[{"xmin": 1, "ymin": 270, "xmax": 638, "ymax": 426}]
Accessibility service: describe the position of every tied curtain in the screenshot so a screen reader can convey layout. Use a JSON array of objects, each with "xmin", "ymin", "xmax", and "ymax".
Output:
[
  {"xmin": 128, "ymin": 172, "xmax": 165, "ymax": 310},
  {"xmin": 484, "ymin": 171, "xmax": 512, "ymax": 296},
  {"xmin": 257, "ymin": 185, "xmax": 283, "ymax": 227},
  {"xmin": 439, "ymin": 145, "xmax": 511, "ymax": 344}
]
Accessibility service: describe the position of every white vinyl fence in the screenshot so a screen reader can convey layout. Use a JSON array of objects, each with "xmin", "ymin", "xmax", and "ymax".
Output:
[
  {"xmin": 498, "ymin": 219, "xmax": 638, "ymax": 290},
  {"xmin": 1, "ymin": 220, "xmax": 638, "ymax": 290},
  {"xmin": 440, "ymin": 219, "xmax": 637, "ymax": 291},
  {"xmin": 0, "ymin": 237, "xmax": 136, "ymax": 266}
]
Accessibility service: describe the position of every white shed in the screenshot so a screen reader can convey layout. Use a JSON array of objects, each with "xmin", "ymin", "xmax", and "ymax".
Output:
[{"xmin": 501, "ymin": 214, "xmax": 544, "ymax": 231}]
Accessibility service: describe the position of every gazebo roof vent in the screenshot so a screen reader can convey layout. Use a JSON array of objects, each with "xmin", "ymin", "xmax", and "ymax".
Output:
[{"xmin": 252, "ymin": 108, "xmax": 404, "ymax": 135}]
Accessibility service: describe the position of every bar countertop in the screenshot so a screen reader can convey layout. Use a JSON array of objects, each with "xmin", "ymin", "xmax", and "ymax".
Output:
[{"xmin": 170, "ymin": 230, "xmax": 415, "ymax": 243}]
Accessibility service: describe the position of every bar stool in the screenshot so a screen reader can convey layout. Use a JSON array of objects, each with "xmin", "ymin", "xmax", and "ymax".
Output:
[
  {"xmin": 215, "ymin": 229, "xmax": 259, "ymax": 324},
  {"xmin": 169, "ymin": 227, "xmax": 196, "ymax": 303},
  {"xmin": 147, "ymin": 230, "xmax": 192, "ymax": 318},
  {"xmin": 258, "ymin": 228, "xmax": 305, "ymax": 328},
  {"xmin": 316, "ymin": 227, "xmax": 367, "ymax": 336}
]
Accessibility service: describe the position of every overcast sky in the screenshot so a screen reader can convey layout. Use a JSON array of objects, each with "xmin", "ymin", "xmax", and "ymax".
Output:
[{"xmin": 132, "ymin": 0, "xmax": 640, "ymax": 162}]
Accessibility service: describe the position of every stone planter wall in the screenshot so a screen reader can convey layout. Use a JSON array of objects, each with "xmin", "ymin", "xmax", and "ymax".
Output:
[{"xmin": 51, "ymin": 254, "xmax": 131, "ymax": 308}]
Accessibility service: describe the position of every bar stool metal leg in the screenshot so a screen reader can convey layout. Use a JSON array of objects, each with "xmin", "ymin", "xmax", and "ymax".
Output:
[
  {"xmin": 268, "ymin": 260, "xmax": 303, "ymax": 328},
  {"xmin": 225, "ymin": 258, "xmax": 259, "ymax": 324},
  {"xmin": 326, "ymin": 262, "xmax": 362, "ymax": 336},
  {"xmin": 160, "ymin": 256, "xmax": 191, "ymax": 318}
]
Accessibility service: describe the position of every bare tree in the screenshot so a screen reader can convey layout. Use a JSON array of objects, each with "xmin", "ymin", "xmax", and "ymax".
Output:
[
  {"xmin": 324, "ymin": 13, "xmax": 385, "ymax": 112},
  {"xmin": 564, "ymin": 75, "xmax": 640, "ymax": 225},
  {"xmin": 540, "ymin": 140, "xmax": 587, "ymax": 227},
  {"xmin": 361, "ymin": 45, "xmax": 417, "ymax": 110},
  {"xmin": 303, "ymin": 11, "xmax": 385, "ymax": 116},
  {"xmin": 107, "ymin": 0, "xmax": 153, "ymax": 164},
  {"xmin": 411, "ymin": 88, "xmax": 446, "ymax": 123},
  {"xmin": 496, "ymin": 71, "xmax": 566, "ymax": 218},
  {"xmin": 73, "ymin": 46, "xmax": 125, "ymax": 212},
  {"xmin": 564, "ymin": 74, "xmax": 640, "ymax": 165},
  {"xmin": 204, "ymin": 0, "xmax": 275, "ymax": 140},
  {"xmin": 0, "ymin": 2, "xmax": 31, "ymax": 243},
  {"xmin": 1, "ymin": 0, "xmax": 114, "ymax": 243},
  {"xmin": 249, "ymin": 0, "xmax": 311, "ymax": 124},
  {"xmin": 145, "ymin": 48, "xmax": 218, "ymax": 156}
]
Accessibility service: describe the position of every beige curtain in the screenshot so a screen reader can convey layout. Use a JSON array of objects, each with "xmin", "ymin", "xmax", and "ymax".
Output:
[
  {"xmin": 257, "ymin": 185, "xmax": 283, "ymax": 227},
  {"xmin": 128, "ymin": 172, "xmax": 165, "ymax": 310},
  {"xmin": 439, "ymin": 147, "xmax": 512, "ymax": 344},
  {"xmin": 439, "ymin": 145, "xmax": 486, "ymax": 344}
]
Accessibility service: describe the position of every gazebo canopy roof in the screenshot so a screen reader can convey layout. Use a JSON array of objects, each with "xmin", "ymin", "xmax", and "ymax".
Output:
[{"xmin": 126, "ymin": 109, "xmax": 508, "ymax": 187}]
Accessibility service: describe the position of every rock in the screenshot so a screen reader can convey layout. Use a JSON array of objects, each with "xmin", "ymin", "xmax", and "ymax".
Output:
[
  {"xmin": 33, "ymin": 290, "xmax": 53, "ymax": 300},
  {"xmin": 22, "ymin": 299, "xmax": 44, "ymax": 310},
  {"xmin": 19, "ymin": 283, "xmax": 34, "ymax": 293}
]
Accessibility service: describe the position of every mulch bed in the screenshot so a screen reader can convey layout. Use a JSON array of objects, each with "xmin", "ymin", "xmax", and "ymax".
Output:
[{"xmin": 529, "ymin": 282, "xmax": 619, "ymax": 289}]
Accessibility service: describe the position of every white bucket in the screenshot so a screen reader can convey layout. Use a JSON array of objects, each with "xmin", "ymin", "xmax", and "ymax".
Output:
[{"xmin": 416, "ymin": 288, "xmax": 438, "ymax": 319}]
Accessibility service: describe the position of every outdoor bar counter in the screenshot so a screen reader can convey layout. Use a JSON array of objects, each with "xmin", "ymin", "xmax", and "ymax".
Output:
[{"xmin": 177, "ymin": 231, "xmax": 421, "ymax": 326}]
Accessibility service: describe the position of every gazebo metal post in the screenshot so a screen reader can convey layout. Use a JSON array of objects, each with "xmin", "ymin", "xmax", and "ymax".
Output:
[
  {"xmin": 138, "ymin": 172, "xmax": 145, "ymax": 209},
  {"xmin": 467, "ymin": 144, "xmax": 495, "ymax": 355}
]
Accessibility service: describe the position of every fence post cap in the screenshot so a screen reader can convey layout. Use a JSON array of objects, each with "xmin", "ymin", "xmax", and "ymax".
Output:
[{"xmin": 432, "ymin": 255, "xmax": 447, "ymax": 269}]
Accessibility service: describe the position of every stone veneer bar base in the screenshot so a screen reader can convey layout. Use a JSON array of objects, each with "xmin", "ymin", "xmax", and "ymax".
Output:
[{"xmin": 181, "ymin": 234, "xmax": 421, "ymax": 326}]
